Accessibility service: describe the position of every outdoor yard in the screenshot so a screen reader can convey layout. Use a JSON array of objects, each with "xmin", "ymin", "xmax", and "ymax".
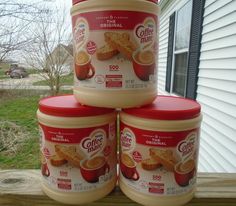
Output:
[
  {"xmin": 33, "ymin": 72, "xmax": 73, "ymax": 86},
  {"xmin": 0, "ymin": 69, "xmax": 8, "ymax": 80},
  {"xmin": 0, "ymin": 89, "xmax": 72, "ymax": 169}
]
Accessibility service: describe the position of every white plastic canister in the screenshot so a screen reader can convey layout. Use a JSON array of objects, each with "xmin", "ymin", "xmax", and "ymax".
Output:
[
  {"xmin": 37, "ymin": 95, "xmax": 117, "ymax": 204},
  {"xmin": 71, "ymin": 0, "xmax": 159, "ymax": 108},
  {"xmin": 119, "ymin": 96, "xmax": 202, "ymax": 206}
]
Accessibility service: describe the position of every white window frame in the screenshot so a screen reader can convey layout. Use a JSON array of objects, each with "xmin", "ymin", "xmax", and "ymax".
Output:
[{"xmin": 170, "ymin": 0, "xmax": 192, "ymax": 97}]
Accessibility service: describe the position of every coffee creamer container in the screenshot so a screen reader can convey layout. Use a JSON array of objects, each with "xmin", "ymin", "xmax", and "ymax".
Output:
[
  {"xmin": 119, "ymin": 96, "xmax": 202, "ymax": 206},
  {"xmin": 37, "ymin": 95, "xmax": 117, "ymax": 204},
  {"xmin": 71, "ymin": 0, "xmax": 159, "ymax": 108}
]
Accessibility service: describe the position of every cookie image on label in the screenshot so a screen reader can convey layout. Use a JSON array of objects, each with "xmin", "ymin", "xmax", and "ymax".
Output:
[
  {"xmin": 96, "ymin": 44, "xmax": 119, "ymax": 60},
  {"xmin": 149, "ymin": 148, "xmax": 177, "ymax": 172},
  {"xmin": 51, "ymin": 145, "xmax": 86, "ymax": 168},
  {"xmin": 104, "ymin": 32, "xmax": 137, "ymax": 60},
  {"xmin": 141, "ymin": 158, "xmax": 162, "ymax": 171},
  {"xmin": 50, "ymin": 155, "xmax": 67, "ymax": 167}
]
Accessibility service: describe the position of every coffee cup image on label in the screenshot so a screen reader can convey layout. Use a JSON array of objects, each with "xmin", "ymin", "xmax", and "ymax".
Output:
[
  {"xmin": 132, "ymin": 49, "xmax": 155, "ymax": 81},
  {"xmin": 41, "ymin": 152, "xmax": 50, "ymax": 177},
  {"xmin": 75, "ymin": 50, "xmax": 95, "ymax": 80},
  {"xmin": 174, "ymin": 159, "xmax": 196, "ymax": 187},
  {"xmin": 120, "ymin": 153, "xmax": 139, "ymax": 181},
  {"xmin": 80, "ymin": 156, "xmax": 110, "ymax": 183}
]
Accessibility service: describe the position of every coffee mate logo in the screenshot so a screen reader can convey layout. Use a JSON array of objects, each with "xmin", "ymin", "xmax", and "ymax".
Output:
[
  {"xmin": 177, "ymin": 133, "xmax": 197, "ymax": 159},
  {"xmin": 121, "ymin": 128, "xmax": 136, "ymax": 152},
  {"xmin": 134, "ymin": 18, "xmax": 156, "ymax": 48},
  {"xmin": 81, "ymin": 129, "xmax": 106, "ymax": 157},
  {"xmin": 73, "ymin": 18, "xmax": 89, "ymax": 50}
]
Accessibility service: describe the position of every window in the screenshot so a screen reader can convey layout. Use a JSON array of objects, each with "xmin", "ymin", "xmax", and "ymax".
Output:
[
  {"xmin": 166, "ymin": 0, "xmax": 205, "ymax": 99},
  {"xmin": 175, "ymin": 1, "xmax": 192, "ymax": 51},
  {"xmin": 172, "ymin": 0, "xmax": 192, "ymax": 97},
  {"xmin": 173, "ymin": 53, "xmax": 188, "ymax": 95}
]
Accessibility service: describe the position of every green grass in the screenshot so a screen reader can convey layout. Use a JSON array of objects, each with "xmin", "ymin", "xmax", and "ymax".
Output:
[
  {"xmin": 0, "ymin": 96, "xmax": 39, "ymax": 134},
  {"xmin": 60, "ymin": 73, "xmax": 74, "ymax": 85},
  {"xmin": 27, "ymin": 68, "xmax": 40, "ymax": 75},
  {"xmin": 33, "ymin": 73, "xmax": 73, "ymax": 86},
  {"xmin": 0, "ymin": 63, "xmax": 10, "ymax": 71},
  {"xmin": 0, "ymin": 137, "xmax": 40, "ymax": 169},
  {"xmin": 0, "ymin": 69, "xmax": 8, "ymax": 80},
  {"xmin": 0, "ymin": 95, "xmax": 40, "ymax": 169},
  {"xmin": 0, "ymin": 89, "xmax": 72, "ymax": 169}
]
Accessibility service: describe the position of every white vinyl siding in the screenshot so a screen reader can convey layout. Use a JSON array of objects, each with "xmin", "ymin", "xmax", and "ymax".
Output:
[
  {"xmin": 158, "ymin": 0, "xmax": 236, "ymax": 172},
  {"xmin": 197, "ymin": 0, "xmax": 236, "ymax": 173}
]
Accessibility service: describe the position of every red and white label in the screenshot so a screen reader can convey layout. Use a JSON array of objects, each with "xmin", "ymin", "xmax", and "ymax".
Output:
[
  {"xmin": 40, "ymin": 122, "xmax": 117, "ymax": 192},
  {"xmin": 72, "ymin": 10, "xmax": 158, "ymax": 90},
  {"xmin": 119, "ymin": 122, "xmax": 200, "ymax": 196}
]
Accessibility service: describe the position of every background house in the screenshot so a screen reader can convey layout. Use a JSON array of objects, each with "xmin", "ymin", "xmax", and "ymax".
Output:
[
  {"xmin": 158, "ymin": 0, "xmax": 236, "ymax": 172},
  {"xmin": 45, "ymin": 44, "xmax": 73, "ymax": 74}
]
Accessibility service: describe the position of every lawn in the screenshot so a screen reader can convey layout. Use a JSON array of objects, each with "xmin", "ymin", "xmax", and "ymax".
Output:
[
  {"xmin": 27, "ymin": 68, "xmax": 42, "ymax": 75},
  {"xmin": 0, "ymin": 69, "xmax": 8, "ymax": 80},
  {"xmin": 33, "ymin": 73, "xmax": 73, "ymax": 86},
  {"xmin": 0, "ymin": 89, "xmax": 72, "ymax": 169},
  {"xmin": 0, "ymin": 95, "xmax": 40, "ymax": 169}
]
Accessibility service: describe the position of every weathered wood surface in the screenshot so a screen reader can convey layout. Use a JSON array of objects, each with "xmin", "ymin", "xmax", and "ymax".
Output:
[{"xmin": 0, "ymin": 170, "xmax": 236, "ymax": 206}]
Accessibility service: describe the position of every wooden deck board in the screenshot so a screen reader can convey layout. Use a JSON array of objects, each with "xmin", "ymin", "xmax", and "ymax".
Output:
[{"xmin": 0, "ymin": 170, "xmax": 236, "ymax": 206}]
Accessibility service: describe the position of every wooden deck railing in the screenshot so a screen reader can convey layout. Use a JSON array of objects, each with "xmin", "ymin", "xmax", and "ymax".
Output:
[{"xmin": 0, "ymin": 170, "xmax": 236, "ymax": 206}]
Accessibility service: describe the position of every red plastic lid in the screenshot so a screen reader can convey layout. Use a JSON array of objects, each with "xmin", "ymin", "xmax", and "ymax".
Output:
[
  {"xmin": 72, "ymin": 0, "xmax": 86, "ymax": 5},
  {"xmin": 72, "ymin": 0, "xmax": 158, "ymax": 5},
  {"xmin": 39, "ymin": 95, "xmax": 114, "ymax": 117},
  {"xmin": 123, "ymin": 96, "xmax": 201, "ymax": 120},
  {"xmin": 147, "ymin": 0, "xmax": 158, "ymax": 3}
]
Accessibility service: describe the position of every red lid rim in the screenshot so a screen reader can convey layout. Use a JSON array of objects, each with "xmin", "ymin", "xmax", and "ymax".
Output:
[
  {"xmin": 72, "ymin": 0, "xmax": 158, "ymax": 5},
  {"xmin": 123, "ymin": 95, "xmax": 201, "ymax": 120},
  {"xmin": 39, "ymin": 95, "xmax": 115, "ymax": 117}
]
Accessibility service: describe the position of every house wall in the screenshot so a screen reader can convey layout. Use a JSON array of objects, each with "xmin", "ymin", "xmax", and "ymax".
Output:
[
  {"xmin": 47, "ymin": 45, "xmax": 73, "ymax": 74},
  {"xmin": 197, "ymin": 0, "xmax": 236, "ymax": 173},
  {"xmin": 158, "ymin": 0, "xmax": 236, "ymax": 172}
]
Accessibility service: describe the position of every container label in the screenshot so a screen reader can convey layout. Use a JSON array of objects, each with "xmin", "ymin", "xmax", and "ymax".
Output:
[
  {"xmin": 72, "ymin": 10, "xmax": 158, "ymax": 90},
  {"xmin": 40, "ymin": 122, "xmax": 117, "ymax": 192},
  {"xmin": 119, "ymin": 122, "xmax": 200, "ymax": 196}
]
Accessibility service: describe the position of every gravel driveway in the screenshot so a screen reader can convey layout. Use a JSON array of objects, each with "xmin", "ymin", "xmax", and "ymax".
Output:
[
  {"xmin": 0, "ymin": 74, "xmax": 45, "ymax": 89},
  {"xmin": 0, "ymin": 74, "xmax": 71, "ymax": 90},
  {"xmin": 0, "ymin": 74, "xmax": 44, "ymax": 85}
]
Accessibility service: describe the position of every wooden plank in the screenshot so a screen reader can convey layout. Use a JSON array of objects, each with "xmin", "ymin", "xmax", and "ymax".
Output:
[{"xmin": 0, "ymin": 170, "xmax": 236, "ymax": 206}]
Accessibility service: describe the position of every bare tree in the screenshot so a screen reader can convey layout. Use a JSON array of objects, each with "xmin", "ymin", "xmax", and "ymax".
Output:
[
  {"xmin": 0, "ymin": 1, "xmax": 49, "ymax": 62},
  {"xmin": 24, "ymin": 4, "xmax": 72, "ymax": 95}
]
